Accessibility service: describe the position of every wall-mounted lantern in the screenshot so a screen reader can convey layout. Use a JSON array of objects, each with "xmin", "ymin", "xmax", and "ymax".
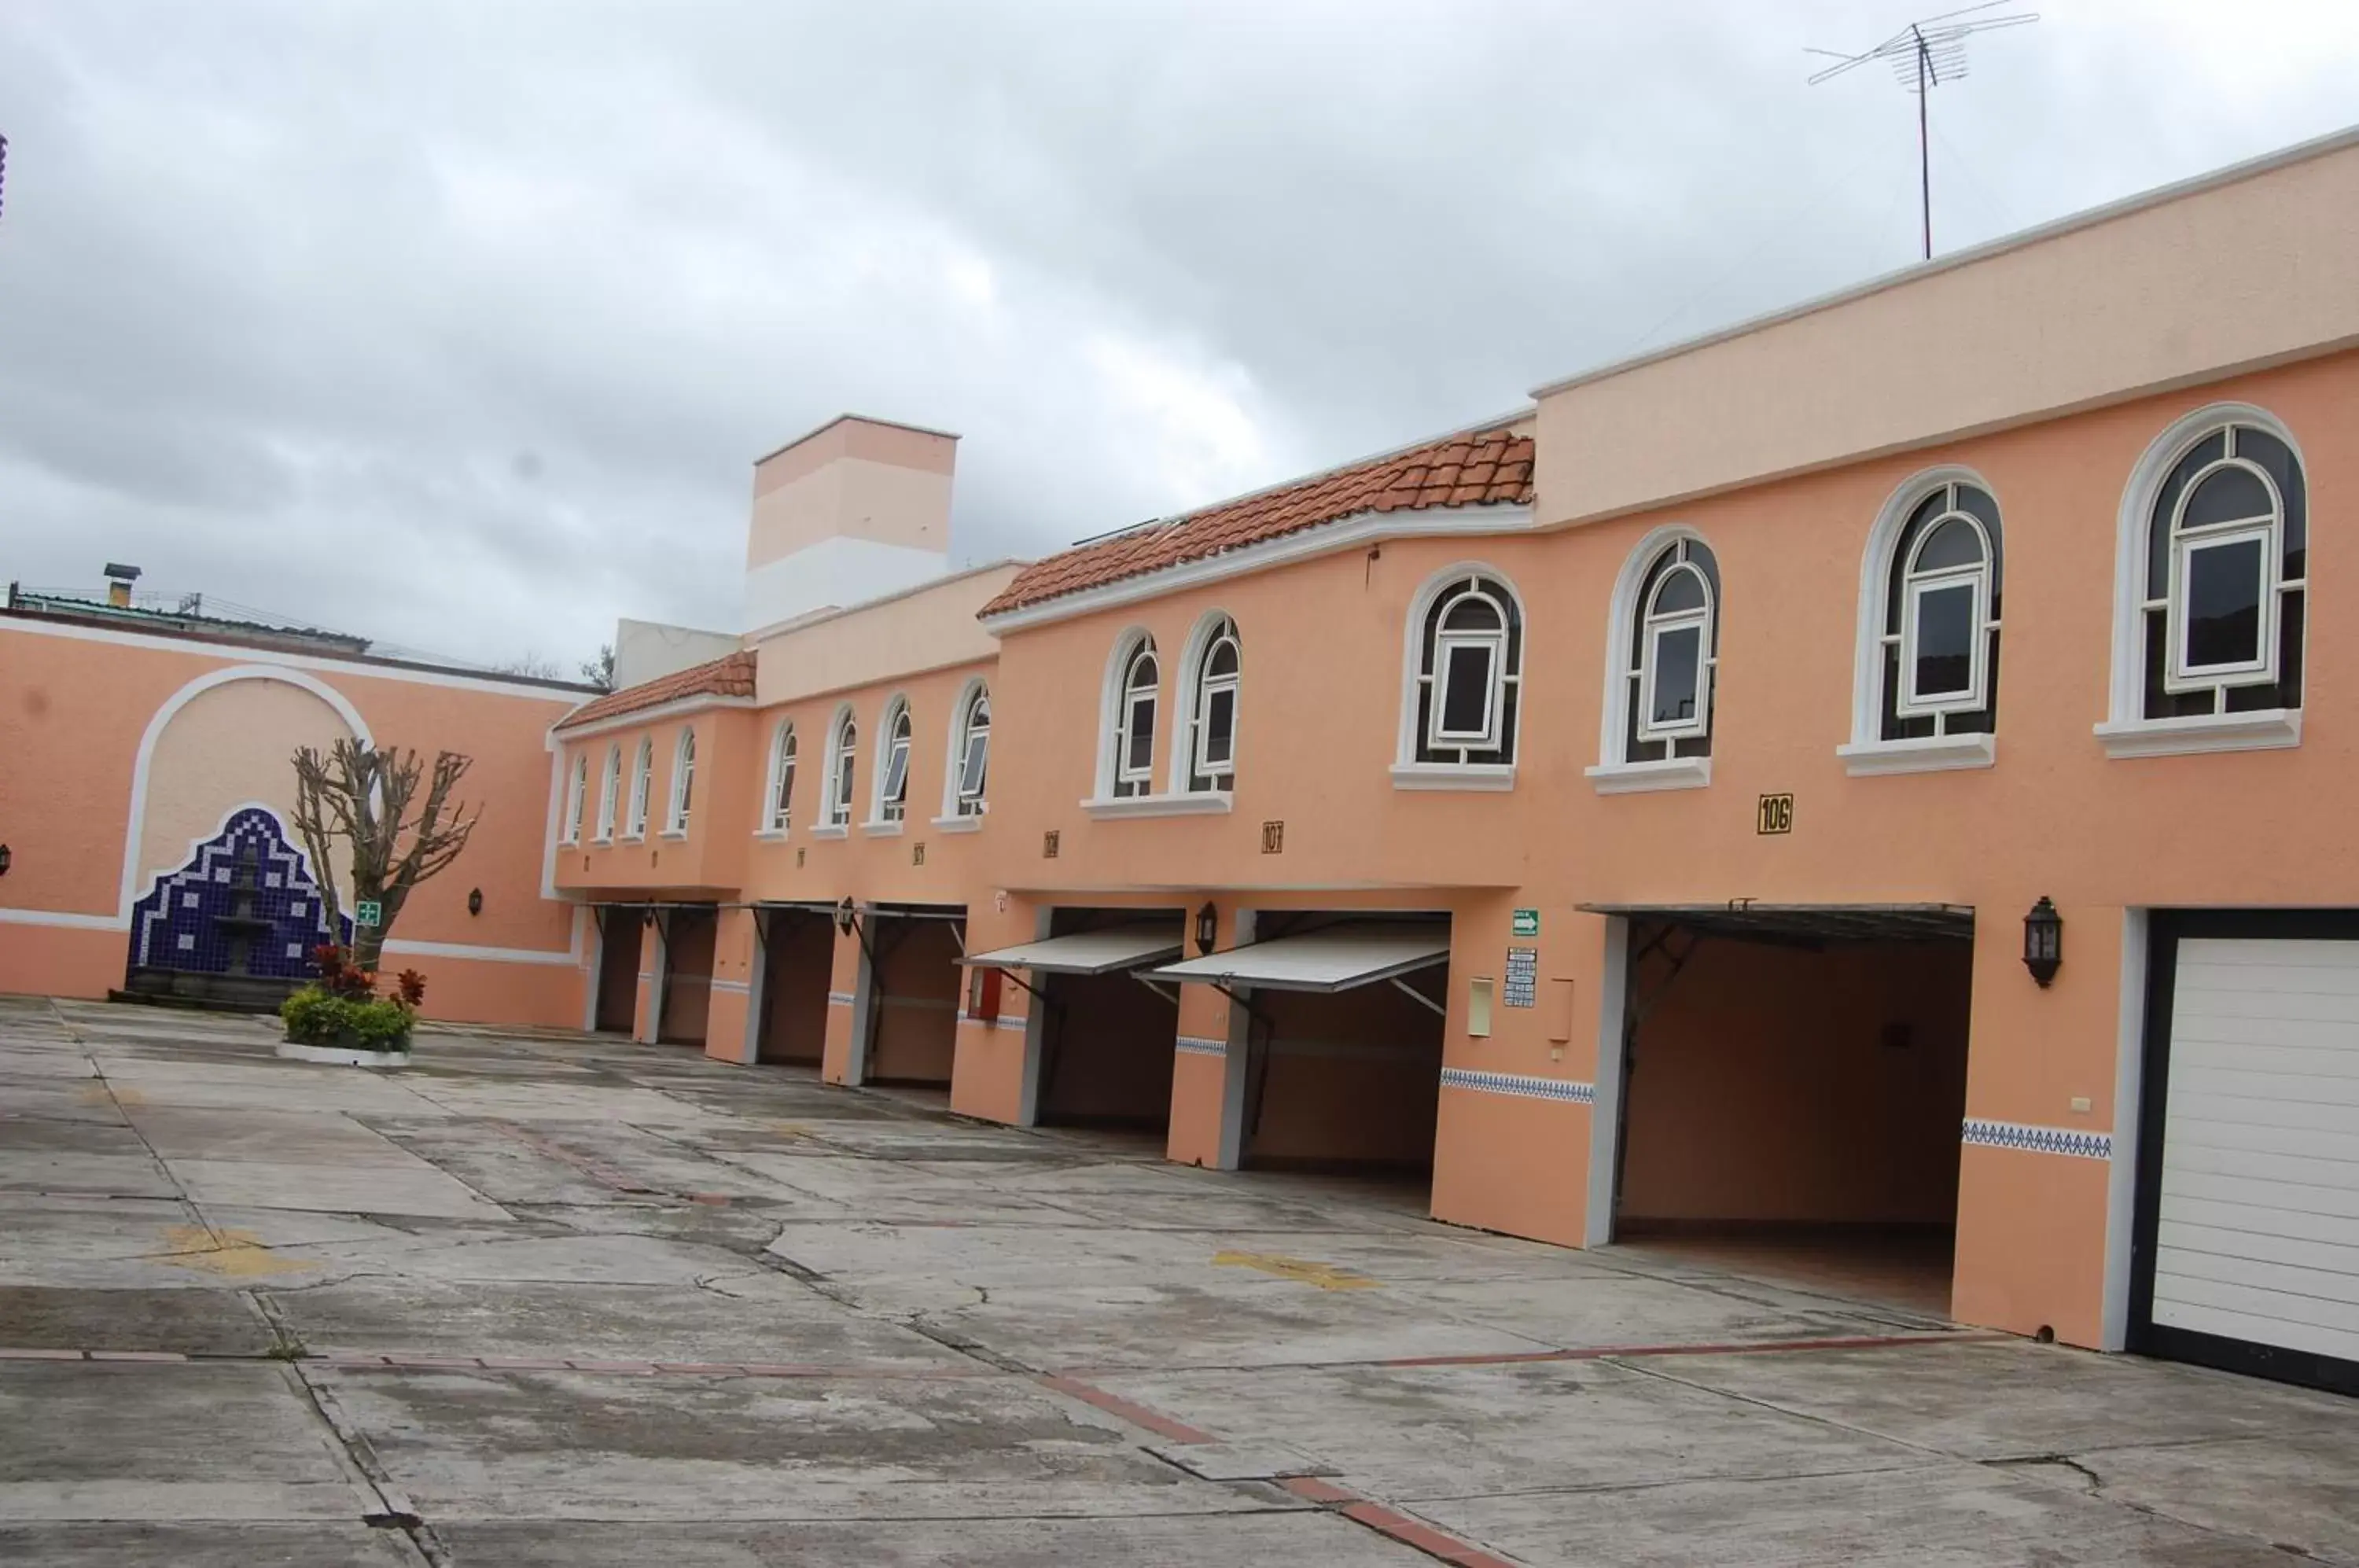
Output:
[
  {"xmin": 834, "ymin": 897, "xmax": 857, "ymax": 937},
  {"xmin": 1194, "ymin": 901, "xmax": 1219, "ymax": 955},
  {"xmin": 2022, "ymin": 896, "xmax": 2063, "ymax": 988},
  {"xmin": 0, "ymin": 844, "xmax": 12, "ymax": 877},
  {"xmin": 466, "ymin": 887, "xmax": 484, "ymax": 917}
]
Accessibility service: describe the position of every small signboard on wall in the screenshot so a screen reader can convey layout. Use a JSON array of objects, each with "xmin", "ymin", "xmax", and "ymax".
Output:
[
  {"xmin": 1503, "ymin": 947, "xmax": 1538, "ymax": 1008},
  {"xmin": 1511, "ymin": 908, "xmax": 1540, "ymax": 938},
  {"xmin": 353, "ymin": 900, "xmax": 383, "ymax": 929}
]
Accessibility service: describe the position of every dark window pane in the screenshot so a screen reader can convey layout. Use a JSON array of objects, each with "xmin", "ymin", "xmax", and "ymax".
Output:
[
  {"xmin": 1442, "ymin": 595, "xmax": 1502, "ymax": 633},
  {"xmin": 2184, "ymin": 536, "xmax": 2265, "ymax": 668},
  {"xmin": 1206, "ymin": 640, "xmax": 1238, "ymax": 678},
  {"xmin": 1912, "ymin": 583, "xmax": 1976, "ymax": 698},
  {"xmin": 2151, "ymin": 432, "xmax": 2226, "ymax": 593},
  {"xmin": 1649, "ymin": 625, "xmax": 1702, "ymax": 727},
  {"xmin": 1653, "ymin": 565, "xmax": 1706, "ymax": 614},
  {"xmin": 1956, "ymin": 484, "xmax": 2000, "ymax": 533},
  {"xmin": 1440, "ymin": 644, "xmax": 1494, "ymax": 734},
  {"xmin": 1489, "ymin": 680, "xmax": 1519, "ymax": 764},
  {"xmin": 1624, "ymin": 673, "xmax": 1647, "ymax": 760},
  {"xmin": 2233, "ymin": 429, "xmax": 2307, "ymax": 563},
  {"xmin": 1203, "ymin": 687, "xmax": 1235, "ymax": 764},
  {"xmin": 1915, "ymin": 517, "xmax": 1984, "ymax": 572},
  {"xmin": 2182, "ymin": 464, "xmax": 2273, "ymax": 528},
  {"xmin": 1124, "ymin": 697, "xmax": 1156, "ymax": 771},
  {"xmin": 1907, "ymin": 491, "xmax": 1949, "ymax": 533}
]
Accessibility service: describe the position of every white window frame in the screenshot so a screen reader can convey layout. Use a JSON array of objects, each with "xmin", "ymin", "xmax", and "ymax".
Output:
[
  {"xmin": 1393, "ymin": 564, "xmax": 1523, "ymax": 790},
  {"xmin": 760, "ymin": 720, "xmax": 797, "ymax": 835},
  {"xmin": 1426, "ymin": 587, "xmax": 1510, "ymax": 752},
  {"xmin": 952, "ymin": 683, "xmax": 990, "ymax": 815},
  {"xmin": 2160, "ymin": 458, "xmax": 2283, "ymax": 692},
  {"xmin": 1173, "ymin": 611, "xmax": 1240, "ymax": 793},
  {"xmin": 1636, "ymin": 562, "xmax": 1713, "ymax": 745},
  {"xmin": 1891, "ymin": 508, "xmax": 1995, "ymax": 720},
  {"xmin": 1106, "ymin": 635, "xmax": 1160, "ymax": 797},
  {"xmin": 823, "ymin": 708, "xmax": 858, "ymax": 829},
  {"xmin": 872, "ymin": 696, "xmax": 913, "ymax": 824},
  {"xmin": 624, "ymin": 737, "xmax": 653, "ymax": 838},
  {"xmin": 662, "ymin": 727, "xmax": 697, "ymax": 836},
  {"xmin": 595, "ymin": 744, "xmax": 621, "ymax": 841},
  {"xmin": 562, "ymin": 753, "xmax": 587, "ymax": 845},
  {"xmin": 1588, "ymin": 526, "xmax": 1716, "ymax": 793},
  {"xmin": 1838, "ymin": 467, "xmax": 2003, "ymax": 776},
  {"xmin": 2098, "ymin": 403, "xmax": 2307, "ymax": 758}
]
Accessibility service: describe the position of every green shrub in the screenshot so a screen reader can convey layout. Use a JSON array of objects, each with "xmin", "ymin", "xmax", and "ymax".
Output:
[{"xmin": 280, "ymin": 985, "xmax": 415, "ymax": 1051}]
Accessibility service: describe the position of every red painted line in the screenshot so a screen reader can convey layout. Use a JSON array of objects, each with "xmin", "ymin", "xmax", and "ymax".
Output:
[
  {"xmin": 1285, "ymin": 1474, "xmax": 1522, "ymax": 1566},
  {"xmin": 473, "ymin": 1355, "xmax": 576, "ymax": 1371},
  {"xmin": 1374, "ymin": 1330, "xmax": 2008, "ymax": 1370},
  {"xmin": 565, "ymin": 1358, "xmax": 658, "ymax": 1375},
  {"xmin": 87, "ymin": 1349, "xmax": 186, "ymax": 1363},
  {"xmin": 1035, "ymin": 1374, "xmax": 1219, "ymax": 1445}
]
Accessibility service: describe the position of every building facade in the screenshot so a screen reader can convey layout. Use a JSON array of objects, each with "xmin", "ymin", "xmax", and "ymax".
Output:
[{"xmin": 11, "ymin": 126, "xmax": 2359, "ymax": 1395}]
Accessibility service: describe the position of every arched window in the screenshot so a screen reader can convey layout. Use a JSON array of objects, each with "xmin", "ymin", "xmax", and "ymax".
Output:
[
  {"xmin": 1877, "ymin": 480, "xmax": 2003, "ymax": 740},
  {"xmin": 626, "ymin": 737, "xmax": 654, "ymax": 837},
  {"xmin": 763, "ymin": 720, "xmax": 797, "ymax": 833},
  {"xmin": 596, "ymin": 744, "xmax": 621, "ymax": 840},
  {"xmin": 1620, "ymin": 537, "xmax": 1719, "ymax": 762},
  {"xmin": 664, "ymin": 727, "xmax": 696, "ymax": 834},
  {"xmin": 825, "ymin": 708, "xmax": 857, "ymax": 827},
  {"xmin": 1106, "ymin": 635, "xmax": 1160, "ymax": 799},
  {"xmin": 951, "ymin": 683, "xmax": 990, "ymax": 817},
  {"xmin": 1180, "ymin": 615, "xmax": 1240, "ymax": 793},
  {"xmin": 2139, "ymin": 419, "xmax": 2305, "ymax": 719},
  {"xmin": 874, "ymin": 697, "xmax": 913, "ymax": 823},
  {"xmin": 563, "ymin": 753, "xmax": 588, "ymax": 844},
  {"xmin": 1409, "ymin": 572, "xmax": 1521, "ymax": 766}
]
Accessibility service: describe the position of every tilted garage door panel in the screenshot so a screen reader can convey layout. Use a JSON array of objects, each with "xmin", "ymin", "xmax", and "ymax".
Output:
[{"xmin": 2158, "ymin": 938, "xmax": 2359, "ymax": 1364}]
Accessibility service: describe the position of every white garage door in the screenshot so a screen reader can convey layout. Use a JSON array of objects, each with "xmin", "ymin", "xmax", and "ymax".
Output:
[{"xmin": 2155, "ymin": 937, "xmax": 2359, "ymax": 1367}]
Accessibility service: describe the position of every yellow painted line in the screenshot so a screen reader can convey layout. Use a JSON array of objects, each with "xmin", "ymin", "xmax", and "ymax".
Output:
[
  {"xmin": 76, "ymin": 1082, "xmax": 145, "ymax": 1107},
  {"xmin": 1210, "ymin": 1250, "xmax": 1381, "ymax": 1291},
  {"xmin": 156, "ymin": 1225, "xmax": 318, "ymax": 1279}
]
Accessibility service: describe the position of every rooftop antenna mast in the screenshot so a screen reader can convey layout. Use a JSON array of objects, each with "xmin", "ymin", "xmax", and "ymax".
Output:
[{"xmin": 1808, "ymin": 2, "xmax": 2037, "ymax": 260}]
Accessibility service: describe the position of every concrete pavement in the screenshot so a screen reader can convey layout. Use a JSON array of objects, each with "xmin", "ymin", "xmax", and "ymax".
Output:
[{"xmin": 0, "ymin": 993, "xmax": 2350, "ymax": 1565}]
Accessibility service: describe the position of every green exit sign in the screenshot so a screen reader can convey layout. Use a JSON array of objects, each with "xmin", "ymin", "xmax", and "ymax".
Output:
[
  {"xmin": 1511, "ymin": 908, "xmax": 1540, "ymax": 938},
  {"xmin": 353, "ymin": 900, "xmax": 383, "ymax": 929}
]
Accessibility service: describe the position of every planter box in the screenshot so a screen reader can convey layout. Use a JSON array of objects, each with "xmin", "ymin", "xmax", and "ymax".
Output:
[{"xmin": 278, "ymin": 1035, "xmax": 412, "ymax": 1068}]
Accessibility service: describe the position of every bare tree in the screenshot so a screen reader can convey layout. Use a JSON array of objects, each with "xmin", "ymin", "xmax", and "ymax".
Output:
[
  {"xmin": 580, "ymin": 643, "xmax": 616, "ymax": 691},
  {"xmin": 290, "ymin": 740, "xmax": 482, "ymax": 973}
]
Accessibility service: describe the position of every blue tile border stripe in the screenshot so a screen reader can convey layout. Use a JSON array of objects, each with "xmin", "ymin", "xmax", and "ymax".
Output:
[
  {"xmin": 1440, "ymin": 1068, "xmax": 1595, "ymax": 1104},
  {"xmin": 1961, "ymin": 1117, "xmax": 2111, "ymax": 1161},
  {"xmin": 1175, "ymin": 1036, "xmax": 1227, "ymax": 1057}
]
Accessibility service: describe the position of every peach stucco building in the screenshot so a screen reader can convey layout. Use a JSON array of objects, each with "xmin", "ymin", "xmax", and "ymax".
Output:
[{"xmin": 9, "ymin": 126, "xmax": 2359, "ymax": 1397}]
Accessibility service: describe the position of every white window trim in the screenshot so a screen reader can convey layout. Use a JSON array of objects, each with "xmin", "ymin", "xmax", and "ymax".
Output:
[
  {"xmin": 1171, "ymin": 610, "xmax": 1241, "ymax": 793},
  {"xmin": 2102, "ymin": 402, "xmax": 2308, "ymax": 757},
  {"xmin": 808, "ymin": 823, "xmax": 850, "ymax": 841},
  {"xmin": 929, "ymin": 813, "xmax": 984, "ymax": 834},
  {"xmin": 1837, "ymin": 731, "xmax": 1996, "ymax": 776},
  {"xmin": 822, "ymin": 705, "xmax": 858, "ymax": 828},
  {"xmin": 759, "ymin": 719, "xmax": 797, "ymax": 837},
  {"xmin": 1597, "ymin": 524, "xmax": 1717, "ymax": 779},
  {"xmin": 625, "ymin": 738, "xmax": 653, "ymax": 837},
  {"xmin": 940, "ymin": 677, "xmax": 991, "ymax": 820},
  {"xmin": 561, "ymin": 755, "xmax": 587, "ymax": 845},
  {"xmin": 1095, "ymin": 628, "xmax": 1160, "ymax": 799},
  {"xmin": 664, "ymin": 727, "xmax": 696, "ymax": 834},
  {"xmin": 1844, "ymin": 465, "xmax": 2003, "ymax": 775},
  {"xmin": 1396, "ymin": 562, "xmax": 1525, "ymax": 775},
  {"xmin": 594, "ymin": 745, "xmax": 621, "ymax": 842},
  {"xmin": 1585, "ymin": 756, "xmax": 1712, "ymax": 793},
  {"xmin": 870, "ymin": 694, "xmax": 913, "ymax": 826},
  {"xmin": 1081, "ymin": 790, "xmax": 1234, "ymax": 819},
  {"xmin": 859, "ymin": 819, "xmax": 907, "ymax": 838},
  {"xmin": 1390, "ymin": 761, "xmax": 1516, "ymax": 793},
  {"xmin": 1429, "ymin": 629, "xmax": 1505, "ymax": 749}
]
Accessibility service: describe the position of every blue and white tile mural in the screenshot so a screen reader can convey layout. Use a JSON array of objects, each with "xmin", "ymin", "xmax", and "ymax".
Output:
[{"xmin": 129, "ymin": 807, "xmax": 348, "ymax": 979}]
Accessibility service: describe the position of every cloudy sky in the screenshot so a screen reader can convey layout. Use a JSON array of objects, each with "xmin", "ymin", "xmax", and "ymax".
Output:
[{"xmin": 2, "ymin": 2, "xmax": 2354, "ymax": 673}]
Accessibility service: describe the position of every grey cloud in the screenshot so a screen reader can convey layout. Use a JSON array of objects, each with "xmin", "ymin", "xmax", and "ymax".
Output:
[{"xmin": 1, "ymin": 0, "xmax": 2354, "ymax": 667}]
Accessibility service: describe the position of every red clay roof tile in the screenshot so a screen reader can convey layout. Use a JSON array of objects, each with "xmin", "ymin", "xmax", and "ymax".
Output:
[
  {"xmin": 980, "ymin": 424, "xmax": 1534, "ymax": 617},
  {"xmin": 554, "ymin": 650, "xmax": 756, "ymax": 731}
]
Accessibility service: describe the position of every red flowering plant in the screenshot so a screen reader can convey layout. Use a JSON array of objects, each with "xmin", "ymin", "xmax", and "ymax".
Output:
[{"xmin": 282, "ymin": 944, "xmax": 418, "ymax": 1054}]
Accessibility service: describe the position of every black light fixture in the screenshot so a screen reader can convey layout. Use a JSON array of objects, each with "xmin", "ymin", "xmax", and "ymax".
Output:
[
  {"xmin": 1194, "ymin": 901, "xmax": 1219, "ymax": 955},
  {"xmin": 466, "ymin": 887, "xmax": 484, "ymax": 916},
  {"xmin": 642, "ymin": 906, "xmax": 658, "ymax": 928},
  {"xmin": 2022, "ymin": 896, "xmax": 2063, "ymax": 988},
  {"xmin": 834, "ymin": 896, "xmax": 858, "ymax": 937},
  {"xmin": 0, "ymin": 843, "xmax": 12, "ymax": 877}
]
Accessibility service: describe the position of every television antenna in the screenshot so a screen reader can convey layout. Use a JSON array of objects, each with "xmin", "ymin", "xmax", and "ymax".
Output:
[{"xmin": 1808, "ymin": 2, "xmax": 2038, "ymax": 260}]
